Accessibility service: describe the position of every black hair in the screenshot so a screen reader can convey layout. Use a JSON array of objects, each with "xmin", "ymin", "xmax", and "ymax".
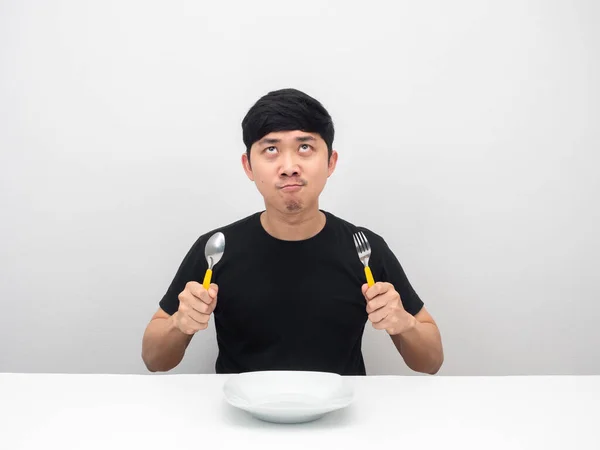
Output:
[{"xmin": 241, "ymin": 88, "xmax": 335, "ymax": 162}]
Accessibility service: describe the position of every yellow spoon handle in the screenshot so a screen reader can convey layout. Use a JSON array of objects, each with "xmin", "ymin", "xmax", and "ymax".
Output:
[
  {"xmin": 364, "ymin": 266, "xmax": 375, "ymax": 287},
  {"xmin": 202, "ymin": 268, "xmax": 213, "ymax": 290}
]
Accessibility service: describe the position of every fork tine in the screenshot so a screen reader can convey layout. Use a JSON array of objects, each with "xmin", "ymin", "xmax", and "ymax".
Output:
[
  {"xmin": 358, "ymin": 231, "xmax": 370, "ymax": 253},
  {"xmin": 356, "ymin": 233, "xmax": 364, "ymax": 254},
  {"xmin": 354, "ymin": 233, "xmax": 364, "ymax": 255},
  {"xmin": 354, "ymin": 231, "xmax": 375, "ymax": 286},
  {"xmin": 364, "ymin": 233, "xmax": 371, "ymax": 252},
  {"xmin": 353, "ymin": 231, "xmax": 371, "ymax": 257}
]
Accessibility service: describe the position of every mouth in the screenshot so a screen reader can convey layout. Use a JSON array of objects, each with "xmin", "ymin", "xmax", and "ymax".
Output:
[{"xmin": 280, "ymin": 184, "xmax": 303, "ymax": 192}]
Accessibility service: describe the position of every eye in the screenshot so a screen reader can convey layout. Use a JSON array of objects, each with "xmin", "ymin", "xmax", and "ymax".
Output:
[
  {"xmin": 299, "ymin": 144, "xmax": 312, "ymax": 152},
  {"xmin": 264, "ymin": 146, "xmax": 278, "ymax": 154}
]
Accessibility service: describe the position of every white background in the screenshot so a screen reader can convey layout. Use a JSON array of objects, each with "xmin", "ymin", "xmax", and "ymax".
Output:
[{"xmin": 1, "ymin": 0, "xmax": 598, "ymax": 375}]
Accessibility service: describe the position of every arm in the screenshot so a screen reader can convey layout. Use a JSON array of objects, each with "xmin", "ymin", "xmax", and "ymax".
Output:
[
  {"xmin": 142, "ymin": 282, "xmax": 218, "ymax": 372},
  {"xmin": 363, "ymin": 282, "xmax": 444, "ymax": 375},
  {"xmin": 142, "ymin": 308, "xmax": 193, "ymax": 372},
  {"xmin": 390, "ymin": 307, "xmax": 444, "ymax": 375},
  {"xmin": 359, "ymin": 229, "xmax": 443, "ymax": 374}
]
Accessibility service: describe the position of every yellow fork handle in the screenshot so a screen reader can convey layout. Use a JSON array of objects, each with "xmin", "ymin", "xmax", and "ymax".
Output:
[
  {"xmin": 202, "ymin": 268, "xmax": 213, "ymax": 290},
  {"xmin": 364, "ymin": 266, "xmax": 375, "ymax": 287}
]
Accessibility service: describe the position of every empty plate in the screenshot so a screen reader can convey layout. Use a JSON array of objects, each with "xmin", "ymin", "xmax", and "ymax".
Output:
[{"xmin": 223, "ymin": 370, "xmax": 354, "ymax": 424}]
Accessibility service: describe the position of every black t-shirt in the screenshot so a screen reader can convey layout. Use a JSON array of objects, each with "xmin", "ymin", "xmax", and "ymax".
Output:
[{"xmin": 159, "ymin": 210, "xmax": 424, "ymax": 375}]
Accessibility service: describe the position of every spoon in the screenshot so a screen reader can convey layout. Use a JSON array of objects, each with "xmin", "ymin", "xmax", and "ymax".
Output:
[{"xmin": 203, "ymin": 232, "xmax": 225, "ymax": 290}]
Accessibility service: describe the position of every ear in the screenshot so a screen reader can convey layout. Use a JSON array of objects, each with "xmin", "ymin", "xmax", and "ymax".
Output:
[
  {"xmin": 241, "ymin": 152, "xmax": 254, "ymax": 181},
  {"xmin": 327, "ymin": 150, "xmax": 338, "ymax": 177}
]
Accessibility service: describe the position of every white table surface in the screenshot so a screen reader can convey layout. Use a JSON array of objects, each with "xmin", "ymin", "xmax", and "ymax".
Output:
[{"xmin": 0, "ymin": 373, "xmax": 598, "ymax": 449}]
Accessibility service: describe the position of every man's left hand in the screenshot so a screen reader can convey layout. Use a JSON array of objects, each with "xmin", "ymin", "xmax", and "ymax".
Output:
[{"xmin": 362, "ymin": 282, "xmax": 417, "ymax": 336}]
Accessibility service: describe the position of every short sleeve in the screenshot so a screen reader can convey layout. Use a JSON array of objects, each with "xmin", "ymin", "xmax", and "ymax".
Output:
[
  {"xmin": 364, "ymin": 229, "xmax": 424, "ymax": 316},
  {"xmin": 158, "ymin": 235, "xmax": 208, "ymax": 316}
]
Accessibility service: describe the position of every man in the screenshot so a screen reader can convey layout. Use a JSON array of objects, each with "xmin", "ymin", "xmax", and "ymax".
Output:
[{"xmin": 142, "ymin": 88, "xmax": 443, "ymax": 375}]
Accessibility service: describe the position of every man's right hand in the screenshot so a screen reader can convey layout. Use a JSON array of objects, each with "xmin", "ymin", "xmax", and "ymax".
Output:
[{"xmin": 172, "ymin": 281, "xmax": 218, "ymax": 335}]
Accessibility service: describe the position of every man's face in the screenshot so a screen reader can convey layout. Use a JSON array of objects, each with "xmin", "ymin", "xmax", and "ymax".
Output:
[{"xmin": 242, "ymin": 130, "xmax": 338, "ymax": 213}]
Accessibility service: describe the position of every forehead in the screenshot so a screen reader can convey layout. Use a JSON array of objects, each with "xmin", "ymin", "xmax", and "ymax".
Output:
[{"xmin": 255, "ymin": 130, "xmax": 324, "ymax": 145}]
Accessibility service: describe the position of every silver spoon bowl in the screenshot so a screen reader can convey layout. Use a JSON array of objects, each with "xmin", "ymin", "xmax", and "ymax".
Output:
[{"xmin": 203, "ymin": 232, "xmax": 225, "ymax": 289}]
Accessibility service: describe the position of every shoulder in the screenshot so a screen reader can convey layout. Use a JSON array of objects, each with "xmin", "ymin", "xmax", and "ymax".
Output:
[
  {"xmin": 210, "ymin": 212, "xmax": 260, "ymax": 235},
  {"xmin": 187, "ymin": 211, "xmax": 261, "ymax": 252},
  {"xmin": 324, "ymin": 210, "xmax": 388, "ymax": 249}
]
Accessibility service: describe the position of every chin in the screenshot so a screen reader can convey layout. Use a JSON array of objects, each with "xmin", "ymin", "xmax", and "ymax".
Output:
[{"xmin": 285, "ymin": 200, "xmax": 303, "ymax": 212}]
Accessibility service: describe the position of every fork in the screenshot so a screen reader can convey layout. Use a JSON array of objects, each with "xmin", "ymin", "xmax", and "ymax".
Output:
[{"xmin": 353, "ymin": 231, "xmax": 375, "ymax": 287}]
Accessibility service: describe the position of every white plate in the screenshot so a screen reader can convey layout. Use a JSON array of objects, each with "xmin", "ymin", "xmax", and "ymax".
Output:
[{"xmin": 223, "ymin": 370, "xmax": 354, "ymax": 424}]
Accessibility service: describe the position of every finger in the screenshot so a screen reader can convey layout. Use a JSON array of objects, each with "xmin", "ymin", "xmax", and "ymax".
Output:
[
  {"xmin": 188, "ymin": 296, "xmax": 213, "ymax": 315},
  {"xmin": 364, "ymin": 282, "xmax": 390, "ymax": 302},
  {"xmin": 185, "ymin": 281, "xmax": 206, "ymax": 300},
  {"xmin": 177, "ymin": 300, "xmax": 214, "ymax": 325},
  {"xmin": 178, "ymin": 290, "xmax": 215, "ymax": 315},
  {"xmin": 373, "ymin": 313, "xmax": 402, "ymax": 333},
  {"xmin": 188, "ymin": 282, "xmax": 217, "ymax": 305},
  {"xmin": 369, "ymin": 306, "xmax": 391, "ymax": 324},
  {"xmin": 193, "ymin": 296, "xmax": 218, "ymax": 315},
  {"xmin": 372, "ymin": 317, "xmax": 390, "ymax": 331},
  {"xmin": 185, "ymin": 307, "xmax": 212, "ymax": 325},
  {"xmin": 365, "ymin": 296, "xmax": 388, "ymax": 314},
  {"xmin": 203, "ymin": 294, "xmax": 218, "ymax": 315},
  {"xmin": 361, "ymin": 283, "xmax": 369, "ymax": 296},
  {"xmin": 178, "ymin": 313, "xmax": 209, "ymax": 334}
]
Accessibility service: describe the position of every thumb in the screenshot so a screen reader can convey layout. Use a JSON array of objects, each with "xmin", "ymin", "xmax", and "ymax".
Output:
[
  {"xmin": 361, "ymin": 283, "xmax": 369, "ymax": 297},
  {"xmin": 208, "ymin": 283, "xmax": 219, "ymax": 299}
]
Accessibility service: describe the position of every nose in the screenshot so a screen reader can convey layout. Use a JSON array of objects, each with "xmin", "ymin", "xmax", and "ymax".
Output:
[{"xmin": 279, "ymin": 152, "xmax": 300, "ymax": 178}]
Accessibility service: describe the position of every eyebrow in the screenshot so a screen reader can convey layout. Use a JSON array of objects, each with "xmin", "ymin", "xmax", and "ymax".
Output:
[{"xmin": 259, "ymin": 135, "xmax": 317, "ymax": 145}]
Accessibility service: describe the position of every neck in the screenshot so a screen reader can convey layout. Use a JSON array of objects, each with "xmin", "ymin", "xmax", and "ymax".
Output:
[{"xmin": 260, "ymin": 206, "xmax": 326, "ymax": 241}]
